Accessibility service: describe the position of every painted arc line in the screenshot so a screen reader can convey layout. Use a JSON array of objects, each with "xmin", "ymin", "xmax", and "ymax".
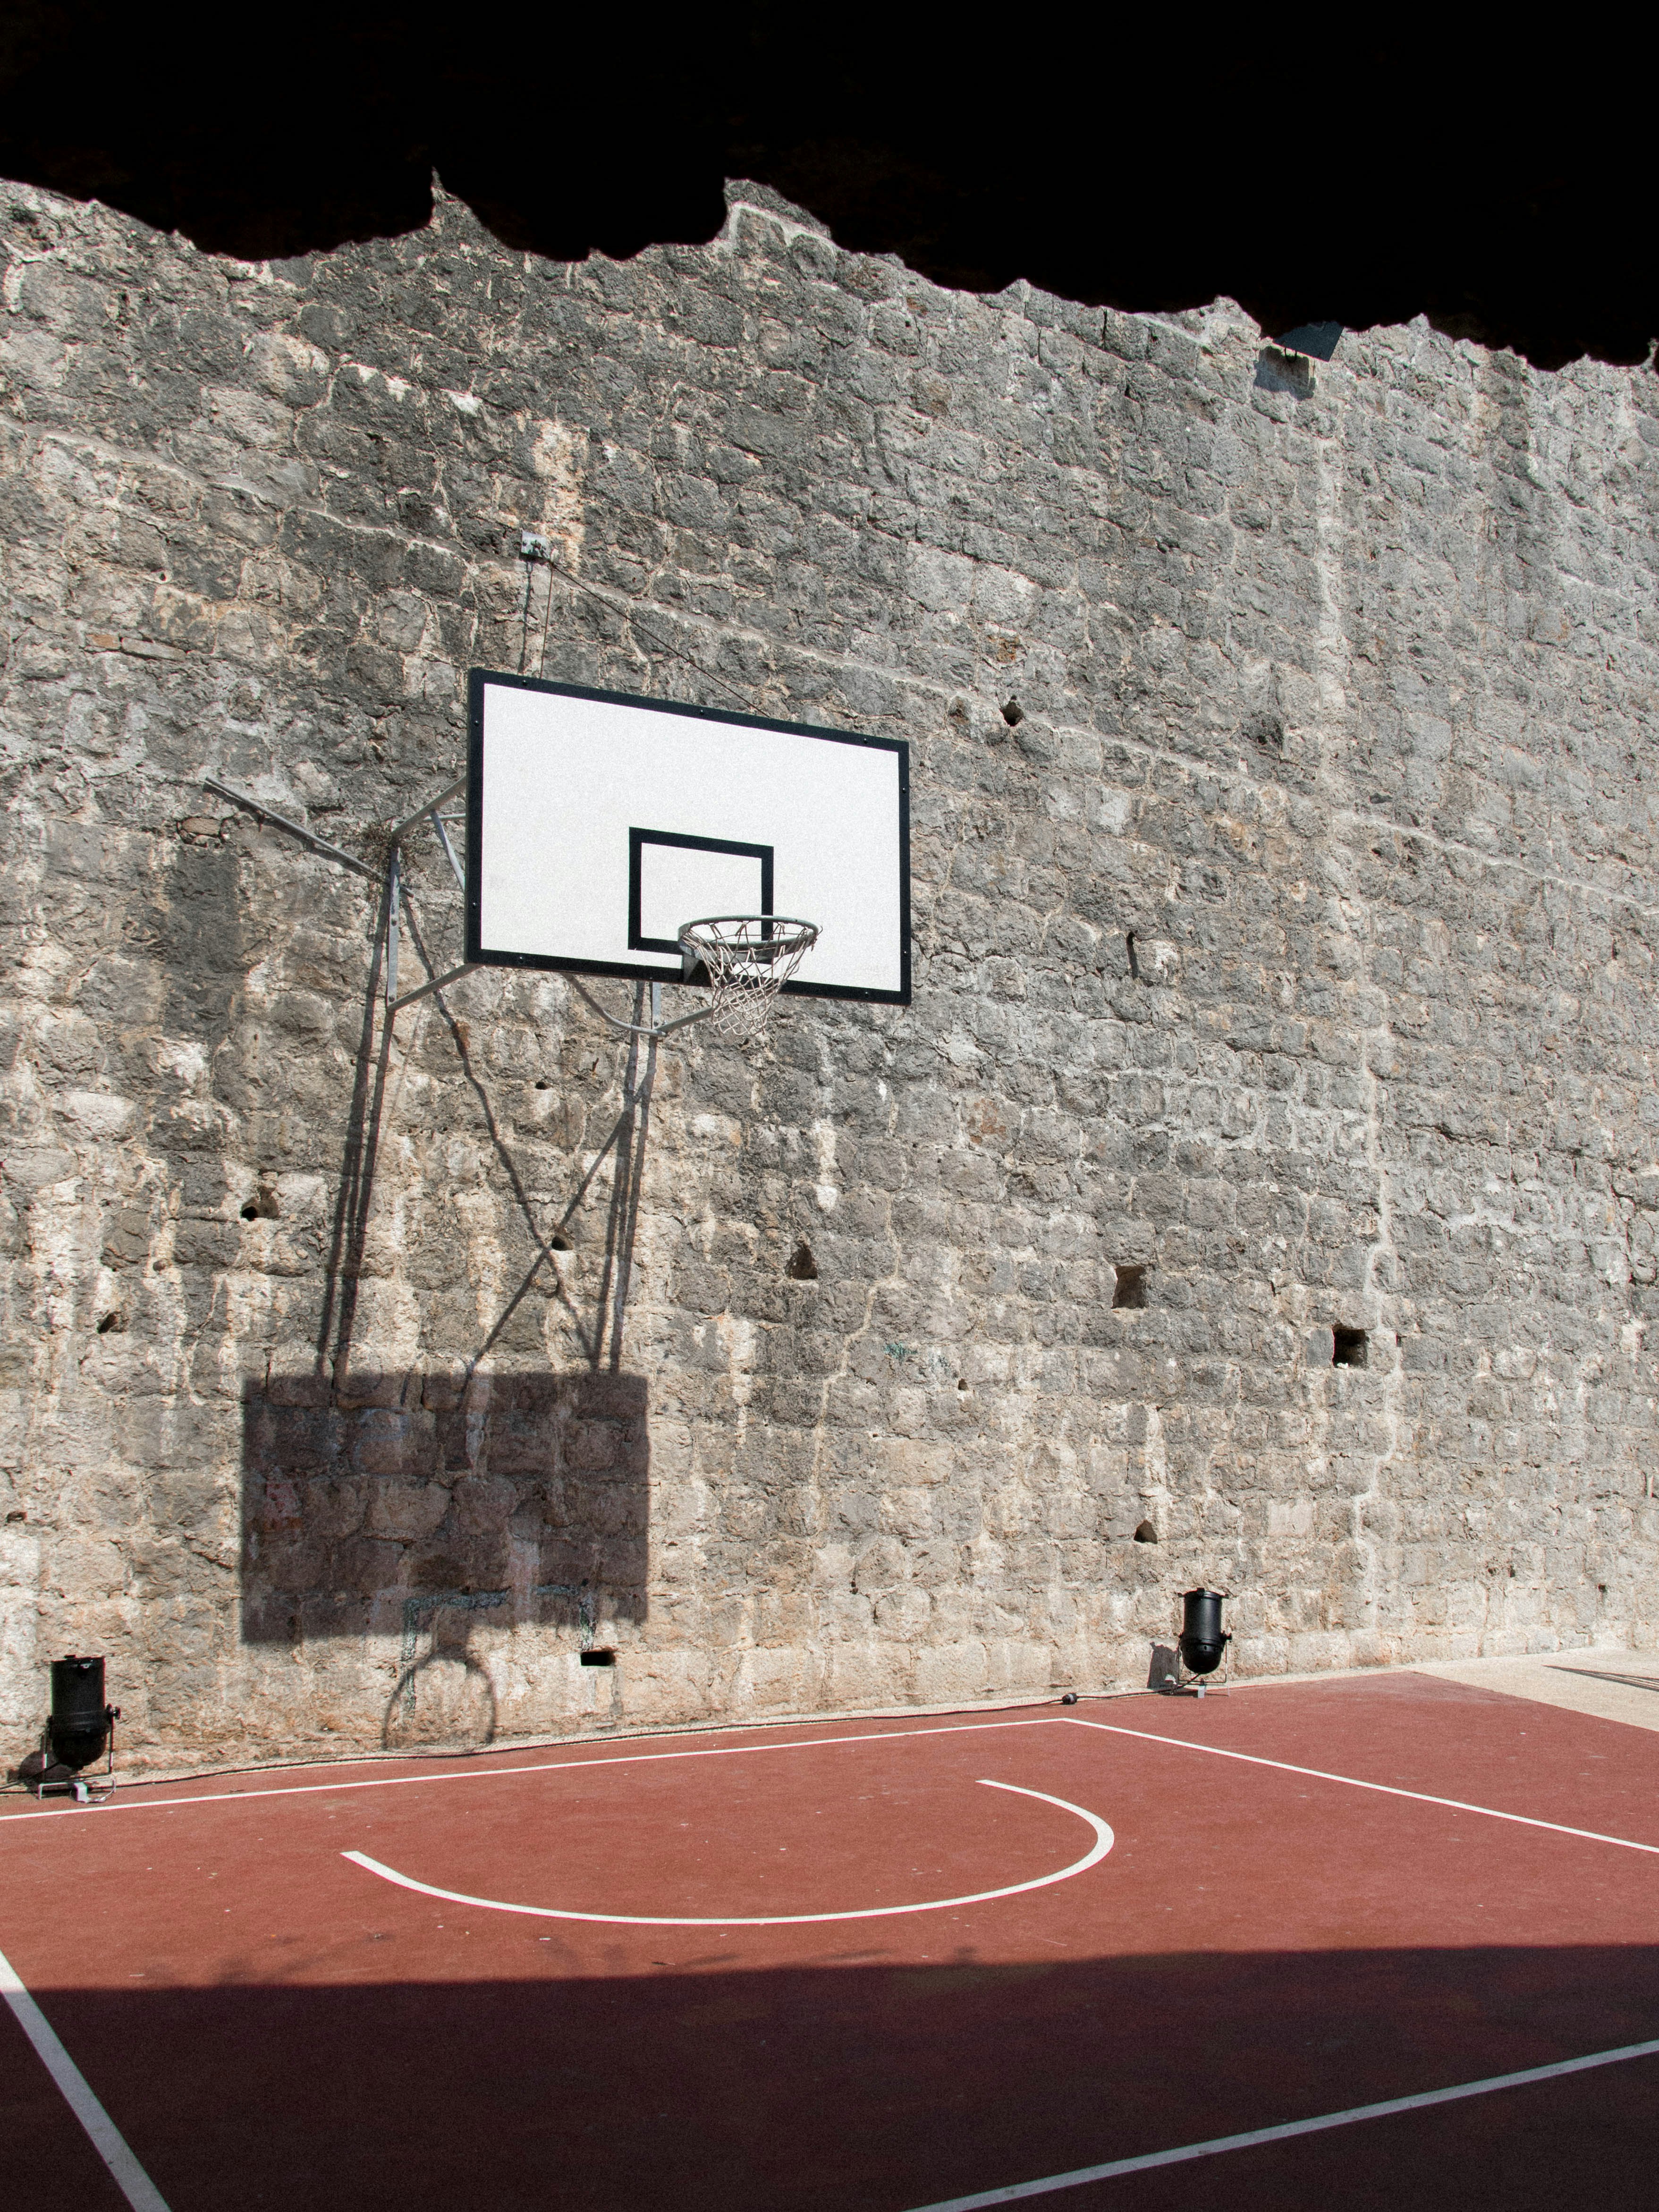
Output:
[
  {"xmin": 900, "ymin": 2033, "xmax": 1659, "ymax": 2210},
  {"xmin": 0, "ymin": 1715, "xmax": 1068, "ymax": 1828},
  {"xmin": 1064, "ymin": 1717, "xmax": 1659, "ymax": 1856},
  {"xmin": 0, "ymin": 1942, "xmax": 172, "ymax": 2212},
  {"xmin": 343, "ymin": 1779, "xmax": 1112, "ymax": 1926}
]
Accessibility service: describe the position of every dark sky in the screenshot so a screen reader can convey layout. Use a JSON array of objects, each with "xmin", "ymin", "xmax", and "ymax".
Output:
[{"xmin": 0, "ymin": 8, "xmax": 1647, "ymax": 373}]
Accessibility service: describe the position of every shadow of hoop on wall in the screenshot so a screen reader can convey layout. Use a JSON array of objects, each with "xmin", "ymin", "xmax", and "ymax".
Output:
[{"xmin": 240, "ymin": 1368, "xmax": 649, "ymax": 1744}]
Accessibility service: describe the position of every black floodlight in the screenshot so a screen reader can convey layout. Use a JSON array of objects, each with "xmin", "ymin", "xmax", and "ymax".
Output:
[
  {"xmin": 50, "ymin": 1654, "xmax": 117, "ymax": 1768},
  {"xmin": 1177, "ymin": 1589, "xmax": 1232, "ymax": 1683},
  {"xmin": 1273, "ymin": 321, "xmax": 1344, "ymax": 361},
  {"xmin": 19, "ymin": 1654, "xmax": 121, "ymax": 1798}
]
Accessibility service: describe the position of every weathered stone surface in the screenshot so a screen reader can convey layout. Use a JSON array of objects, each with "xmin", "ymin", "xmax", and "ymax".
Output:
[{"xmin": 3, "ymin": 173, "xmax": 1659, "ymax": 1772}]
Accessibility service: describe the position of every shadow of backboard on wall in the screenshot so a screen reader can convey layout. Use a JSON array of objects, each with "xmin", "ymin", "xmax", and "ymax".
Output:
[{"xmin": 240, "ymin": 1370, "xmax": 649, "ymax": 1647}]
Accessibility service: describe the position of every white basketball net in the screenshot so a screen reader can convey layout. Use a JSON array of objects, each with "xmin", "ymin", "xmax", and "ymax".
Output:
[{"xmin": 678, "ymin": 915, "xmax": 821, "ymax": 1045}]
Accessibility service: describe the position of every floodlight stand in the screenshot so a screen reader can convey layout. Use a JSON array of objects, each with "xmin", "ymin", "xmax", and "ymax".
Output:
[
  {"xmin": 26, "ymin": 1712, "xmax": 118, "ymax": 1803},
  {"xmin": 1172, "ymin": 1657, "xmax": 1230, "ymax": 1698}
]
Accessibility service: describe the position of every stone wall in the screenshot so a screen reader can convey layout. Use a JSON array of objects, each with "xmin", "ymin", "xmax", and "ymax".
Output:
[{"xmin": 4, "ymin": 172, "xmax": 1659, "ymax": 1773}]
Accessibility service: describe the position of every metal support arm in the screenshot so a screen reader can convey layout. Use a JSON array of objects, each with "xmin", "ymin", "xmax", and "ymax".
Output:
[
  {"xmin": 200, "ymin": 777, "xmax": 377, "ymax": 878},
  {"xmin": 567, "ymin": 976, "xmax": 712, "ymax": 1043},
  {"xmin": 387, "ymin": 775, "xmax": 466, "ymax": 846},
  {"xmin": 389, "ymin": 962, "xmax": 478, "ymax": 1013},
  {"xmin": 201, "ymin": 768, "xmax": 710, "ymax": 1043},
  {"xmin": 197, "ymin": 763, "xmax": 718, "ymax": 1381}
]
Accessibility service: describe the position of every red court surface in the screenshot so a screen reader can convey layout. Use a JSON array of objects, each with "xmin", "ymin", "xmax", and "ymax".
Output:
[{"xmin": 6, "ymin": 1671, "xmax": 1659, "ymax": 2210}]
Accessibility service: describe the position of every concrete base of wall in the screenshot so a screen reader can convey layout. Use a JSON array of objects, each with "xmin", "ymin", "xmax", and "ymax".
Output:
[{"xmin": 9, "ymin": 1641, "xmax": 1659, "ymax": 1796}]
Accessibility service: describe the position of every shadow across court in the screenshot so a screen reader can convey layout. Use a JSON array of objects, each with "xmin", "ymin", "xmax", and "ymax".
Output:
[
  {"xmin": 17, "ymin": 1942, "xmax": 1659, "ymax": 2212},
  {"xmin": 239, "ymin": 1367, "xmax": 650, "ymax": 1661}
]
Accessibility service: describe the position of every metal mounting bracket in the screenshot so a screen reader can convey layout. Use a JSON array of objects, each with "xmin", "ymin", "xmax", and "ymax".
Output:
[
  {"xmin": 382, "ymin": 773, "xmax": 475, "ymax": 1014},
  {"xmin": 199, "ymin": 777, "xmax": 376, "ymax": 879},
  {"xmin": 202, "ymin": 770, "xmax": 480, "ymax": 1018},
  {"xmin": 198, "ymin": 765, "xmax": 714, "ymax": 1373},
  {"xmin": 197, "ymin": 771, "xmax": 713, "ymax": 1047}
]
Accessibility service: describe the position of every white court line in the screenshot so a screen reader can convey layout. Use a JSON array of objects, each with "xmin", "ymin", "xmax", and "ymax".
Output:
[
  {"xmin": 344, "ymin": 1778, "xmax": 1113, "ymax": 1925},
  {"xmin": 0, "ymin": 1717, "xmax": 1065, "ymax": 1828},
  {"xmin": 0, "ymin": 1941, "xmax": 171, "ymax": 2211},
  {"xmin": 12, "ymin": 1705, "xmax": 1655, "ymax": 1860},
  {"xmin": 1064, "ymin": 1717, "xmax": 1659, "ymax": 1855},
  {"xmin": 901, "ymin": 2034, "xmax": 1659, "ymax": 2209},
  {"xmin": 888, "ymin": 1714, "xmax": 1659, "ymax": 2208}
]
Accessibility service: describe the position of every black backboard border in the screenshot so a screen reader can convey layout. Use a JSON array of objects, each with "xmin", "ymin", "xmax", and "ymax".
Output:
[{"xmin": 466, "ymin": 669, "xmax": 911, "ymax": 1005}]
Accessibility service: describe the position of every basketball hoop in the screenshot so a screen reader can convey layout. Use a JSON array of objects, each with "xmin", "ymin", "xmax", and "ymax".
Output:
[{"xmin": 678, "ymin": 915, "xmax": 821, "ymax": 1044}]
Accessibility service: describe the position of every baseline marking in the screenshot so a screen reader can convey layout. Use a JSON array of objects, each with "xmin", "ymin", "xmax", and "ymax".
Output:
[
  {"xmin": 0, "ymin": 1717, "xmax": 1064, "ymax": 1828},
  {"xmin": 0, "ymin": 1941, "xmax": 172, "ymax": 2212},
  {"xmin": 343, "ymin": 1779, "xmax": 1112, "ymax": 1926},
  {"xmin": 1065, "ymin": 1717, "xmax": 1659, "ymax": 1856},
  {"xmin": 901, "ymin": 2034, "xmax": 1659, "ymax": 2208}
]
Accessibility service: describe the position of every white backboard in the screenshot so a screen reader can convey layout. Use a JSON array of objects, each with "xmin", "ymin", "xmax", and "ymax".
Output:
[{"xmin": 466, "ymin": 673, "xmax": 911, "ymax": 1004}]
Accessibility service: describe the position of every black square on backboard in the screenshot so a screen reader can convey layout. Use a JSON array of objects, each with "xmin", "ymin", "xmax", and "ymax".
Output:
[{"xmin": 627, "ymin": 828, "xmax": 775, "ymax": 955}]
